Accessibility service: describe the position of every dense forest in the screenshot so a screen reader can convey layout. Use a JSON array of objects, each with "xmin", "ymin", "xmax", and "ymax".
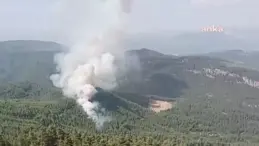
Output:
[
  {"xmin": 2, "ymin": 41, "xmax": 259, "ymax": 145},
  {"xmin": 0, "ymin": 81, "xmax": 259, "ymax": 146}
]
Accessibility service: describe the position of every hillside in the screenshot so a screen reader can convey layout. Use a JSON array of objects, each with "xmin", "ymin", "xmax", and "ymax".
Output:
[
  {"xmin": 0, "ymin": 40, "xmax": 62, "ymax": 52},
  {"xmin": 0, "ymin": 40, "xmax": 61, "ymax": 86},
  {"xmin": 120, "ymin": 48, "xmax": 259, "ymax": 99},
  {"xmin": 2, "ymin": 41, "xmax": 259, "ymax": 145},
  {"xmin": 1, "ymin": 82, "xmax": 257, "ymax": 145},
  {"xmin": 205, "ymin": 49, "xmax": 259, "ymax": 70}
]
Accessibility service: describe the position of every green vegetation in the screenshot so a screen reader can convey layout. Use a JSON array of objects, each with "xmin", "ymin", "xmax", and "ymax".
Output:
[
  {"xmin": 0, "ymin": 82, "xmax": 259, "ymax": 145},
  {"xmin": 2, "ymin": 41, "xmax": 259, "ymax": 145}
]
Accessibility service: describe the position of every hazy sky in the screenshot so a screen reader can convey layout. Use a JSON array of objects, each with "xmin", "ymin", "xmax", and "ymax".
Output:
[{"xmin": 0, "ymin": 0, "xmax": 258, "ymax": 46}]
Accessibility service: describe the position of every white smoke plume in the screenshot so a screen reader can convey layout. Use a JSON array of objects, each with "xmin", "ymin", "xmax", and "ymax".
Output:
[{"xmin": 50, "ymin": 0, "xmax": 133, "ymax": 129}]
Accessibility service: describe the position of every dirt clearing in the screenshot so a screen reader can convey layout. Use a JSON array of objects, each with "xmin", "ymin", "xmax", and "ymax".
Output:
[{"xmin": 150, "ymin": 100, "xmax": 175, "ymax": 113}]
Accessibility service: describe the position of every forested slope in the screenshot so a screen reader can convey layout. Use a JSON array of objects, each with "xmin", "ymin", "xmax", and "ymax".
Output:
[
  {"xmin": 1, "ymin": 81, "xmax": 259, "ymax": 145},
  {"xmin": 2, "ymin": 41, "xmax": 259, "ymax": 145}
]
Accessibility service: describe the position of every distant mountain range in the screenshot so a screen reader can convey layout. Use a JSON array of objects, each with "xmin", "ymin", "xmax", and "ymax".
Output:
[
  {"xmin": 126, "ymin": 30, "xmax": 259, "ymax": 55},
  {"xmin": 0, "ymin": 40, "xmax": 60, "ymax": 86},
  {"xmin": 0, "ymin": 40, "xmax": 62, "ymax": 52},
  {"xmin": 205, "ymin": 49, "xmax": 259, "ymax": 70}
]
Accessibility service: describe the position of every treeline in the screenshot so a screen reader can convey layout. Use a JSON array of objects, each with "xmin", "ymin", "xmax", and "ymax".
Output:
[
  {"xmin": 0, "ymin": 125, "xmax": 233, "ymax": 146},
  {"xmin": 0, "ymin": 81, "xmax": 62, "ymax": 99}
]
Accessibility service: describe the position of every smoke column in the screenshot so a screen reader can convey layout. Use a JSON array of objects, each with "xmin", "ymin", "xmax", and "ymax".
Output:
[{"xmin": 50, "ymin": 0, "xmax": 132, "ymax": 129}]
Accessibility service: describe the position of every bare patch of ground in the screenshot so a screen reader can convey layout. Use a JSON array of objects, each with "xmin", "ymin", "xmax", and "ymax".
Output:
[{"xmin": 150, "ymin": 100, "xmax": 175, "ymax": 113}]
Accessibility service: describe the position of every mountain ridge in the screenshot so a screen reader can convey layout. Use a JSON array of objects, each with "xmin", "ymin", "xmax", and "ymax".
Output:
[{"xmin": 0, "ymin": 40, "xmax": 63, "ymax": 52}]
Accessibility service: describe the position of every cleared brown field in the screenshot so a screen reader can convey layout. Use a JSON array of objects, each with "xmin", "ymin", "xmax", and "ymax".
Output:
[{"xmin": 150, "ymin": 100, "xmax": 175, "ymax": 113}]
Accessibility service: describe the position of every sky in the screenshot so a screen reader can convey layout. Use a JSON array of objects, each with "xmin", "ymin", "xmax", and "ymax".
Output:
[{"xmin": 0, "ymin": 0, "xmax": 258, "ymax": 53}]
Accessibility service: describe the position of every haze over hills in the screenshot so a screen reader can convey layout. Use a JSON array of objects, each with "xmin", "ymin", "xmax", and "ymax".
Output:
[
  {"xmin": 204, "ymin": 49, "xmax": 259, "ymax": 70},
  {"xmin": 2, "ymin": 40, "xmax": 259, "ymax": 101},
  {"xmin": 0, "ymin": 41, "xmax": 60, "ymax": 86},
  {"xmin": 0, "ymin": 40, "xmax": 63, "ymax": 52},
  {"xmin": 127, "ymin": 29, "xmax": 259, "ymax": 55},
  {"xmin": 2, "ymin": 40, "xmax": 259, "ymax": 144},
  {"xmin": 2, "ymin": 27, "xmax": 259, "ymax": 55}
]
